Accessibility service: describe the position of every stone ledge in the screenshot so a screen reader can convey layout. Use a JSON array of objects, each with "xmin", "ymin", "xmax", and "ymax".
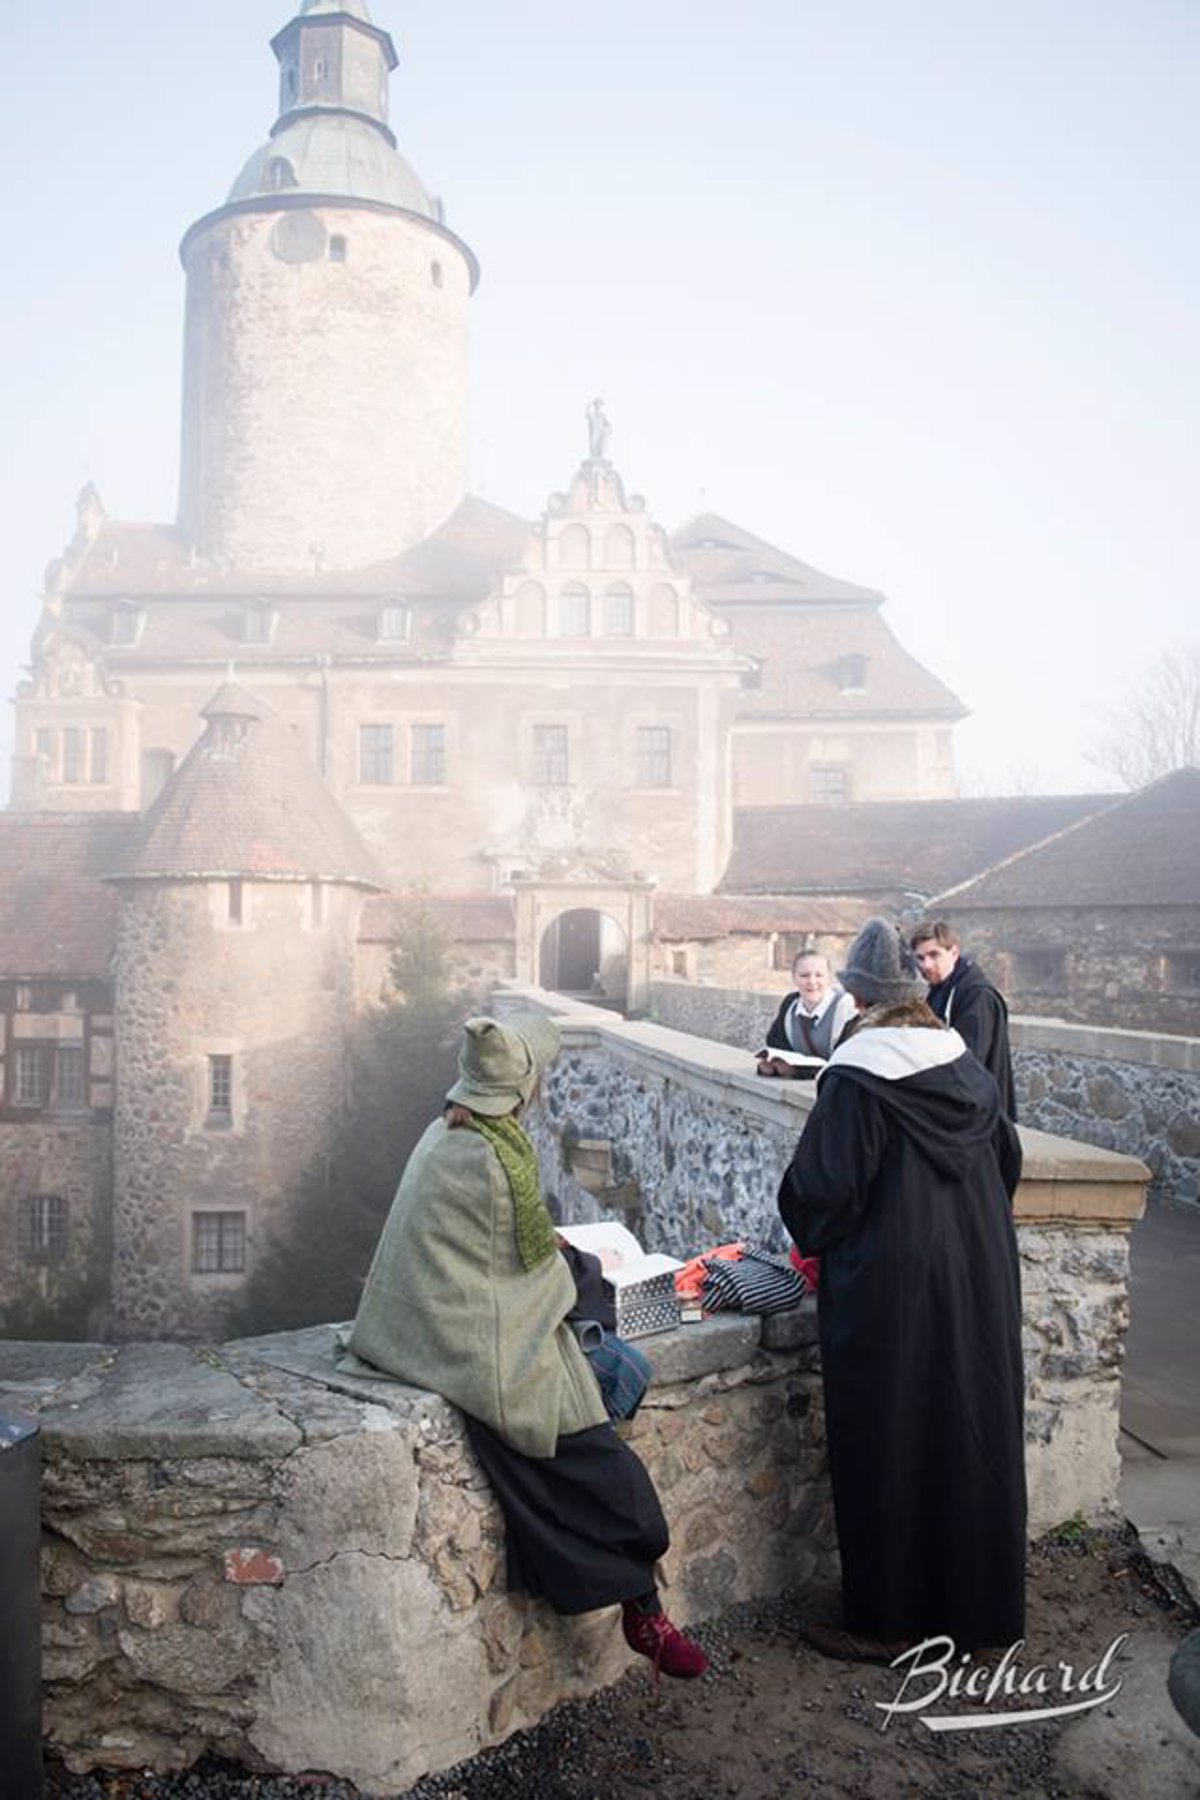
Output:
[{"xmin": 1012, "ymin": 1016, "xmax": 1200, "ymax": 1074}]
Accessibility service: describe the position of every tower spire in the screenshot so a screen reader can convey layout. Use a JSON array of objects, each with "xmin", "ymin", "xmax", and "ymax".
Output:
[{"xmin": 271, "ymin": 1, "xmax": 399, "ymax": 147}]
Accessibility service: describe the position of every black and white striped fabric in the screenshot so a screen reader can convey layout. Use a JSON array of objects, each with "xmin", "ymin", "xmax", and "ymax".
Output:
[{"xmin": 700, "ymin": 1246, "xmax": 807, "ymax": 1315}]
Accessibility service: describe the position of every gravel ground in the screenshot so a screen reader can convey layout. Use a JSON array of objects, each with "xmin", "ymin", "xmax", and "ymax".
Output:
[{"xmin": 46, "ymin": 1525, "xmax": 1197, "ymax": 1800}]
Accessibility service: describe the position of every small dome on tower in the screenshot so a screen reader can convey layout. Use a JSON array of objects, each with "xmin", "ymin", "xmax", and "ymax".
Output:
[{"xmin": 228, "ymin": 114, "xmax": 438, "ymax": 216}]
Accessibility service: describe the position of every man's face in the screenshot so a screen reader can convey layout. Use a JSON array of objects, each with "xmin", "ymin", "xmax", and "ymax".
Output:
[
  {"xmin": 913, "ymin": 938, "xmax": 959, "ymax": 985},
  {"xmin": 793, "ymin": 955, "xmax": 831, "ymax": 1005}
]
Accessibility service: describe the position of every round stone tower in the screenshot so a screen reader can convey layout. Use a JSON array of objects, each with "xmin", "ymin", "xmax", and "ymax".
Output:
[{"xmin": 177, "ymin": 0, "xmax": 478, "ymax": 574}]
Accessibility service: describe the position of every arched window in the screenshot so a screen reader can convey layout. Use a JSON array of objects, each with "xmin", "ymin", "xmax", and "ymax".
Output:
[
  {"xmin": 266, "ymin": 156, "xmax": 297, "ymax": 191},
  {"xmin": 603, "ymin": 584, "xmax": 634, "ymax": 637},
  {"xmin": 558, "ymin": 584, "xmax": 591, "ymax": 637}
]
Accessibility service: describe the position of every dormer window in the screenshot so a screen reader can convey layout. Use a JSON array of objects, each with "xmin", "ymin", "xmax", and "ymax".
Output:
[
  {"xmin": 241, "ymin": 603, "xmax": 277, "ymax": 645},
  {"xmin": 379, "ymin": 603, "xmax": 412, "ymax": 642},
  {"xmin": 837, "ymin": 654, "xmax": 869, "ymax": 694},
  {"xmin": 109, "ymin": 603, "xmax": 143, "ymax": 647},
  {"xmin": 267, "ymin": 156, "xmax": 297, "ymax": 191}
]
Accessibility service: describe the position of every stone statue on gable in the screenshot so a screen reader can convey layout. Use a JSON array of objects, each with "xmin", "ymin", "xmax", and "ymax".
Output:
[{"xmin": 586, "ymin": 397, "xmax": 612, "ymax": 462}]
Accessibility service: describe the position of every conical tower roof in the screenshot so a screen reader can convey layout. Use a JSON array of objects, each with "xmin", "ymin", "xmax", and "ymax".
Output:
[{"xmin": 108, "ymin": 683, "xmax": 386, "ymax": 888}]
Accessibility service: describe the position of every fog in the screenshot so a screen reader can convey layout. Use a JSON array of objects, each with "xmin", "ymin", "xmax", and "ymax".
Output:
[{"xmin": 2, "ymin": 0, "xmax": 1196, "ymax": 798}]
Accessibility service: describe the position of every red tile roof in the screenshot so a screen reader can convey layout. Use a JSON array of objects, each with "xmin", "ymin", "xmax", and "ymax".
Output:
[
  {"xmin": 672, "ymin": 513, "xmax": 883, "ymax": 605},
  {"xmin": 109, "ymin": 684, "xmax": 387, "ymax": 887},
  {"xmin": 720, "ymin": 794, "xmax": 1117, "ymax": 901},
  {"xmin": 934, "ymin": 767, "xmax": 1200, "ymax": 909},
  {"xmin": 653, "ymin": 893, "xmax": 870, "ymax": 941},
  {"xmin": 0, "ymin": 813, "xmax": 135, "ymax": 977}
]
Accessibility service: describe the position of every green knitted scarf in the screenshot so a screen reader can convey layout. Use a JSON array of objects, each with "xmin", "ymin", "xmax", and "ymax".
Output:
[{"xmin": 466, "ymin": 1114, "xmax": 557, "ymax": 1271}]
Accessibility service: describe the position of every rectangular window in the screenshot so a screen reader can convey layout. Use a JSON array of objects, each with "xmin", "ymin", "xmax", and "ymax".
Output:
[
  {"xmin": 88, "ymin": 728, "xmax": 109, "ymax": 784},
  {"xmin": 532, "ymin": 724, "xmax": 570, "ymax": 786},
  {"xmin": 55, "ymin": 1044, "xmax": 86, "ymax": 1109},
  {"xmin": 19, "ymin": 1194, "xmax": 68, "ymax": 1263},
  {"xmin": 13, "ymin": 1046, "xmax": 44, "ymax": 1107},
  {"xmin": 378, "ymin": 604, "xmax": 411, "ymax": 641},
  {"xmin": 228, "ymin": 880, "xmax": 244, "ymax": 926},
  {"xmin": 410, "ymin": 722, "xmax": 447, "ymax": 787},
  {"xmin": 359, "ymin": 723, "xmax": 395, "ymax": 785},
  {"xmin": 635, "ymin": 725, "xmax": 672, "ymax": 788},
  {"xmin": 35, "ymin": 728, "xmax": 56, "ymax": 775},
  {"xmin": 192, "ymin": 1211, "xmax": 246, "ymax": 1275},
  {"xmin": 62, "ymin": 728, "xmax": 84, "ymax": 784},
  {"xmin": 110, "ymin": 607, "xmax": 141, "ymax": 646},
  {"xmin": 809, "ymin": 764, "xmax": 848, "ymax": 806},
  {"xmin": 241, "ymin": 607, "xmax": 274, "ymax": 644},
  {"xmin": 208, "ymin": 1054, "xmax": 233, "ymax": 1120}
]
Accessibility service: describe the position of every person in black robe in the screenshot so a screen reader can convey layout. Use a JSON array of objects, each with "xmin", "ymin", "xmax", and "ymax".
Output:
[
  {"xmin": 911, "ymin": 918, "xmax": 1017, "ymax": 1119},
  {"xmin": 778, "ymin": 918, "xmax": 1026, "ymax": 1663}
]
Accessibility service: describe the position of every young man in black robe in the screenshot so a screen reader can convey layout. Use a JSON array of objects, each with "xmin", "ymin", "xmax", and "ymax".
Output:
[
  {"xmin": 778, "ymin": 919, "xmax": 1026, "ymax": 1663},
  {"xmin": 911, "ymin": 918, "xmax": 1017, "ymax": 1119}
]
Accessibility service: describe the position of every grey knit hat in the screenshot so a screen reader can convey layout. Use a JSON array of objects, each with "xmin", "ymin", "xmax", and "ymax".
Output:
[
  {"xmin": 445, "ymin": 1013, "xmax": 562, "ymax": 1117},
  {"xmin": 838, "ymin": 918, "xmax": 927, "ymax": 1005}
]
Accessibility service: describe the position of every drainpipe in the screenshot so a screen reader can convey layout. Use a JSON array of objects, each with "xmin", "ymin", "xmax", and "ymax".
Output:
[{"xmin": 0, "ymin": 1411, "xmax": 43, "ymax": 1800}]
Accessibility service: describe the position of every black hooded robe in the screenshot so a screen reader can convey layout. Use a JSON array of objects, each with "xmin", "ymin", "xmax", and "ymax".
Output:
[
  {"xmin": 778, "ymin": 1027, "xmax": 1026, "ymax": 1651},
  {"xmin": 927, "ymin": 958, "xmax": 1017, "ymax": 1120}
]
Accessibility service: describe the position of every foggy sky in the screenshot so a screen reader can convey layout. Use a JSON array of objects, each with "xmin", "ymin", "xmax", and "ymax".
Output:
[{"xmin": 2, "ymin": 0, "xmax": 1196, "ymax": 798}]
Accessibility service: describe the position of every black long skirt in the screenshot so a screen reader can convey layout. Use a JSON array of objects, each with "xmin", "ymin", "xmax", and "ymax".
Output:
[{"xmin": 465, "ymin": 1417, "xmax": 669, "ymax": 1616}]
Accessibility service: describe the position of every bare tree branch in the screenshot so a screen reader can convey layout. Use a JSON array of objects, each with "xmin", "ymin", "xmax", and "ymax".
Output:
[{"xmin": 1089, "ymin": 641, "xmax": 1200, "ymax": 789}]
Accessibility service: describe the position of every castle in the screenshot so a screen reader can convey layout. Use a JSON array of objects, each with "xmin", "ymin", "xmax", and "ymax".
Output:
[{"xmin": 0, "ymin": 0, "xmax": 1019, "ymax": 1337}]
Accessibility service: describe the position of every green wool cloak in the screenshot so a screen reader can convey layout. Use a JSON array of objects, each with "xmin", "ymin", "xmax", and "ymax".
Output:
[{"xmin": 340, "ymin": 1119, "xmax": 607, "ymax": 1458}]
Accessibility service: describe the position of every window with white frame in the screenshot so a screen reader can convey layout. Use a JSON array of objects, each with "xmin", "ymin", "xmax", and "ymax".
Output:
[
  {"xmin": 13, "ymin": 1046, "xmax": 44, "ymax": 1107},
  {"xmin": 192, "ymin": 1211, "xmax": 246, "ymax": 1274},
  {"xmin": 410, "ymin": 722, "xmax": 447, "ymax": 787},
  {"xmin": 19, "ymin": 1194, "xmax": 68, "ymax": 1262},
  {"xmin": 531, "ymin": 724, "xmax": 570, "ymax": 786},
  {"xmin": 809, "ymin": 764, "xmax": 849, "ymax": 806},
  {"xmin": 55, "ymin": 1045, "xmax": 86, "ymax": 1109},
  {"xmin": 604, "ymin": 585, "xmax": 634, "ymax": 637},
  {"xmin": 378, "ymin": 604, "xmax": 411, "ymax": 642},
  {"xmin": 635, "ymin": 725, "xmax": 672, "ymax": 789},
  {"xmin": 207, "ymin": 1054, "xmax": 233, "ymax": 1122},
  {"xmin": 359, "ymin": 723, "xmax": 395, "ymax": 784},
  {"xmin": 558, "ymin": 585, "xmax": 591, "ymax": 637},
  {"xmin": 61, "ymin": 727, "xmax": 84, "ymax": 784}
]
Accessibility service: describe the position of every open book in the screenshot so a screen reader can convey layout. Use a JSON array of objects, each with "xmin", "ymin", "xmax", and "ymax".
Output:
[
  {"xmin": 557, "ymin": 1220, "xmax": 683, "ymax": 1289},
  {"xmin": 755, "ymin": 1046, "xmax": 824, "ymax": 1073}
]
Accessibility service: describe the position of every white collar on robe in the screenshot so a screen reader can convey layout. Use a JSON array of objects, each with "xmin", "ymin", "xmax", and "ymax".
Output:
[{"xmin": 820, "ymin": 1024, "xmax": 967, "ymax": 1085}]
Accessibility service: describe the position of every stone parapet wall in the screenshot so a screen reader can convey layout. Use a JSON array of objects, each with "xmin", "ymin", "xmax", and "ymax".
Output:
[
  {"xmin": 0, "ymin": 1315, "xmax": 828, "ymax": 1791},
  {"xmin": 649, "ymin": 981, "xmax": 1199, "ymax": 1206},
  {"xmin": 1012, "ymin": 1018, "xmax": 1200, "ymax": 1208}
]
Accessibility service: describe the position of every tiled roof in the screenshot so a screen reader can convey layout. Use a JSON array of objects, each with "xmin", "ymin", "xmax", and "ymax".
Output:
[
  {"xmin": 672, "ymin": 514, "xmax": 883, "ymax": 605},
  {"xmin": 653, "ymin": 893, "xmax": 870, "ymax": 941},
  {"xmin": 360, "ymin": 894, "xmax": 517, "ymax": 943},
  {"xmin": 109, "ymin": 683, "xmax": 387, "ymax": 887},
  {"xmin": 0, "ymin": 814, "xmax": 135, "ymax": 978},
  {"xmin": 61, "ymin": 495, "xmax": 530, "ymax": 602},
  {"xmin": 933, "ymin": 767, "xmax": 1200, "ymax": 909},
  {"xmin": 727, "ymin": 606, "xmax": 965, "ymax": 721},
  {"xmin": 720, "ymin": 795, "xmax": 1117, "ymax": 900}
]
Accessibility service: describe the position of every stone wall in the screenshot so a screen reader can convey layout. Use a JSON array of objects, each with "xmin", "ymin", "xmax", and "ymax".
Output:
[
  {"xmin": 650, "ymin": 981, "xmax": 1200, "ymax": 1206},
  {"xmin": 0, "ymin": 1314, "xmax": 829, "ymax": 1791},
  {"xmin": 1012, "ymin": 1018, "xmax": 1200, "ymax": 1208}
]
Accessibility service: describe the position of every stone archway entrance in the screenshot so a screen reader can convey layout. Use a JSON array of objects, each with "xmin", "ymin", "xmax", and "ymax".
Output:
[
  {"xmin": 538, "ymin": 907, "xmax": 627, "ymax": 1003},
  {"xmin": 513, "ymin": 877, "xmax": 656, "ymax": 1015}
]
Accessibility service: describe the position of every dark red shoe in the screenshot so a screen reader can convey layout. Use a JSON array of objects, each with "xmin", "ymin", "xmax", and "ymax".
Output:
[{"xmin": 622, "ymin": 1602, "xmax": 710, "ymax": 1681}]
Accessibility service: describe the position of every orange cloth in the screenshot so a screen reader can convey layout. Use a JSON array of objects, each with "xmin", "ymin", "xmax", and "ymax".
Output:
[{"xmin": 674, "ymin": 1241, "xmax": 745, "ymax": 1301}]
